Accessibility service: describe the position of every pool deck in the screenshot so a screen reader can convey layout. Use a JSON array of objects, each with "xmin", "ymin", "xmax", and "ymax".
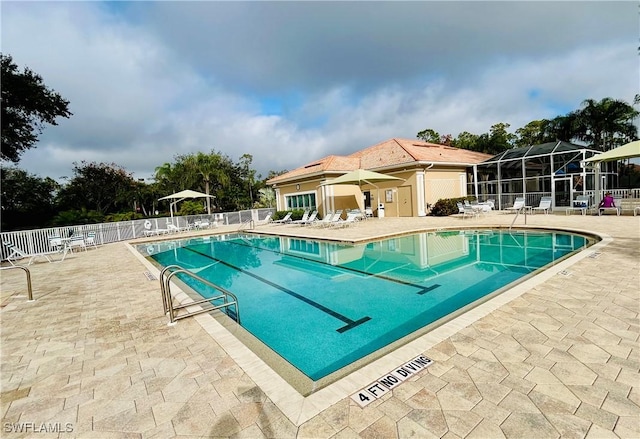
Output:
[{"xmin": 1, "ymin": 212, "xmax": 638, "ymax": 438}]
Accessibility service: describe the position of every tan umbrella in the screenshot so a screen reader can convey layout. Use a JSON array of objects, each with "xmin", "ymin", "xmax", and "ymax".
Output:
[
  {"xmin": 159, "ymin": 189, "xmax": 215, "ymax": 219},
  {"xmin": 323, "ymin": 169, "xmax": 403, "ymax": 213}
]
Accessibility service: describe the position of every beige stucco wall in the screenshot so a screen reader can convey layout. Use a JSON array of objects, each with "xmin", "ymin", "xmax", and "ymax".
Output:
[{"xmin": 272, "ymin": 166, "xmax": 470, "ymax": 219}]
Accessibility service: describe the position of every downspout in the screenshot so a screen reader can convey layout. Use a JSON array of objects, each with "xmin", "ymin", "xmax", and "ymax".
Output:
[
  {"xmin": 423, "ymin": 163, "xmax": 434, "ymax": 215},
  {"xmin": 473, "ymin": 164, "xmax": 479, "ymax": 200}
]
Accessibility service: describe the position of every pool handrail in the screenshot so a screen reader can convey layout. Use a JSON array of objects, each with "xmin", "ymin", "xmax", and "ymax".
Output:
[
  {"xmin": 0, "ymin": 265, "xmax": 34, "ymax": 301},
  {"xmin": 159, "ymin": 264, "xmax": 241, "ymax": 325}
]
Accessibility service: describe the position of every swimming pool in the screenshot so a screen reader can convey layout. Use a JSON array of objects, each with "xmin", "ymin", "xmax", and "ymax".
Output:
[{"xmin": 139, "ymin": 229, "xmax": 590, "ymax": 390}]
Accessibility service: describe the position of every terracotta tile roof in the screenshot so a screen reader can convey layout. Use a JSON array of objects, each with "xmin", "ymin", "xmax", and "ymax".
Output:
[
  {"xmin": 352, "ymin": 138, "xmax": 493, "ymax": 167},
  {"xmin": 268, "ymin": 155, "xmax": 361, "ymax": 183},
  {"xmin": 268, "ymin": 138, "xmax": 492, "ymax": 184}
]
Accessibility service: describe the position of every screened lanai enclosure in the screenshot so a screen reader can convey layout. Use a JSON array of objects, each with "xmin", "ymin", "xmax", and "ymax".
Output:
[{"xmin": 469, "ymin": 141, "xmax": 617, "ymax": 211}]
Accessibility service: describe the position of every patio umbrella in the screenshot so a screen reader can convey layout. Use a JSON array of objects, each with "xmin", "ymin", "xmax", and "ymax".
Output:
[
  {"xmin": 159, "ymin": 189, "xmax": 215, "ymax": 219},
  {"xmin": 323, "ymin": 169, "xmax": 403, "ymax": 212}
]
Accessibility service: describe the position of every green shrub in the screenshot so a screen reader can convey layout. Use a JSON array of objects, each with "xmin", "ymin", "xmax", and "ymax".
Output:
[
  {"xmin": 429, "ymin": 196, "xmax": 477, "ymax": 216},
  {"xmin": 178, "ymin": 200, "xmax": 205, "ymax": 215}
]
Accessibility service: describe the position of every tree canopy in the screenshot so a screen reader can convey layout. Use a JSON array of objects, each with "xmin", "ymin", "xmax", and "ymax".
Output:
[
  {"xmin": 417, "ymin": 97, "xmax": 639, "ymax": 155},
  {"xmin": 1, "ymin": 54, "xmax": 72, "ymax": 162}
]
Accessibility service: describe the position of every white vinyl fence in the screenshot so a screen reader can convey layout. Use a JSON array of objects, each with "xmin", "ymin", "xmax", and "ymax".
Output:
[{"xmin": 1, "ymin": 208, "xmax": 274, "ymax": 262}]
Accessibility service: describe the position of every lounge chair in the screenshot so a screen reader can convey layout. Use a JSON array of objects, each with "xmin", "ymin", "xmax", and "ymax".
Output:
[
  {"xmin": 144, "ymin": 220, "xmax": 168, "ymax": 236},
  {"xmin": 532, "ymin": 196, "xmax": 552, "ymax": 215},
  {"xmin": 312, "ymin": 210, "xmax": 343, "ymax": 227},
  {"xmin": 599, "ymin": 198, "xmax": 622, "ymax": 216},
  {"xmin": 504, "ymin": 197, "xmax": 526, "ymax": 213},
  {"xmin": 271, "ymin": 212, "xmax": 293, "ymax": 225},
  {"xmin": 167, "ymin": 224, "xmax": 186, "ymax": 233},
  {"xmin": 566, "ymin": 195, "xmax": 591, "ymax": 215},
  {"xmin": 2, "ymin": 241, "xmax": 56, "ymax": 265},
  {"xmin": 298, "ymin": 210, "xmax": 318, "ymax": 225},
  {"xmin": 289, "ymin": 210, "xmax": 310, "ymax": 225},
  {"xmin": 331, "ymin": 211, "xmax": 361, "ymax": 228},
  {"xmin": 457, "ymin": 202, "xmax": 476, "ymax": 219},
  {"xmin": 255, "ymin": 212, "xmax": 273, "ymax": 225}
]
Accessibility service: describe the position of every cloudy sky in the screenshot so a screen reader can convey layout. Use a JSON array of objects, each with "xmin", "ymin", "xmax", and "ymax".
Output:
[{"xmin": 2, "ymin": 1, "xmax": 637, "ymax": 182}]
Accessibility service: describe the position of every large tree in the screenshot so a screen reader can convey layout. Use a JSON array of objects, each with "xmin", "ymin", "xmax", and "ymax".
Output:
[
  {"xmin": 57, "ymin": 161, "xmax": 137, "ymax": 215},
  {"xmin": 0, "ymin": 167, "xmax": 60, "ymax": 230},
  {"xmin": 1, "ymin": 54, "xmax": 72, "ymax": 162}
]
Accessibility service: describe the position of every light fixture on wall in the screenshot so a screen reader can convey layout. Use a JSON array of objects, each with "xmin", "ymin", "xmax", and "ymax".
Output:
[{"xmin": 296, "ymin": 184, "xmax": 300, "ymax": 190}]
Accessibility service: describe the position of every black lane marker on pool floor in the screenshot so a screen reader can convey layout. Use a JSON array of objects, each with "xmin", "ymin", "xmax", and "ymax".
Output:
[
  {"xmin": 183, "ymin": 247, "xmax": 371, "ymax": 333},
  {"xmin": 417, "ymin": 284, "xmax": 441, "ymax": 295},
  {"xmin": 227, "ymin": 237, "xmax": 440, "ymax": 295}
]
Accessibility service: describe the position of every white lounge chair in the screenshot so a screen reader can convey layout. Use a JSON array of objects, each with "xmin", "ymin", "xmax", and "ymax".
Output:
[
  {"xmin": 2, "ymin": 241, "xmax": 56, "ymax": 265},
  {"xmin": 289, "ymin": 210, "xmax": 310, "ymax": 225},
  {"xmin": 532, "ymin": 197, "xmax": 552, "ymax": 215},
  {"xmin": 331, "ymin": 211, "xmax": 361, "ymax": 228},
  {"xmin": 271, "ymin": 212, "xmax": 293, "ymax": 225},
  {"xmin": 312, "ymin": 210, "xmax": 343, "ymax": 227},
  {"xmin": 255, "ymin": 212, "xmax": 273, "ymax": 225},
  {"xmin": 297, "ymin": 210, "xmax": 318, "ymax": 226},
  {"xmin": 566, "ymin": 195, "xmax": 591, "ymax": 215},
  {"xmin": 167, "ymin": 224, "xmax": 186, "ymax": 233},
  {"xmin": 504, "ymin": 197, "xmax": 526, "ymax": 213},
  {"xmin": 144, "ymin": 220, "xmax": 168, "ymax": 236},
  {"xmin": 599, "ymin": 198, "xmax": 622, "ymax": 216}
]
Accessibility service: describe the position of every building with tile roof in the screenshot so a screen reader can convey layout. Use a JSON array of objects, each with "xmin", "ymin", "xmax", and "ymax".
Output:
[{"xmin": 267, "ymin": 138, "xmax": 492, "ymax": 217}]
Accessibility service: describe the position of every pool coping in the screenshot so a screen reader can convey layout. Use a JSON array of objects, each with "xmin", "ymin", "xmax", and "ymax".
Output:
[{"xmin": 125, "ymin": 225, "xmax": 611, "ymax": 426}]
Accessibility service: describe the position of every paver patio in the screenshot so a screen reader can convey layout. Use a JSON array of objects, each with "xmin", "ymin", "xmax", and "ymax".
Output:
[{"xmin": 1, "ymin": 212, "xmax": 638, "ymax": 438}]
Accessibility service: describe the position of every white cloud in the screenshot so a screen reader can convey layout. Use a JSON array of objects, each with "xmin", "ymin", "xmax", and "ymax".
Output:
[{"xmin": 2, "ymin": 1, "xmax": 637, "ymax": 182}]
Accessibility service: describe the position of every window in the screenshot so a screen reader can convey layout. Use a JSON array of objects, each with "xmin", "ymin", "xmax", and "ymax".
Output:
[{"xmin": 285, "ymin": 193, "xmax": 316, "ymax": 210}]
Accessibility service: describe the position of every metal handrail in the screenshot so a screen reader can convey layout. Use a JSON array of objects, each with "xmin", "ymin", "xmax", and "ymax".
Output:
[
  {"xmin": 236, "ymin": 219, "xmax": 255, "ymax": 231},
  {"xmin": 509, "ymin": 207, "xmax": 528, "ymax": 230},
  {"xmin": 159, "ymin": 265, "xmax": 240, "ymax": 325},
  {"xmin": 0, "ymin": 265, "xmax": 34, "ymax": 301}
]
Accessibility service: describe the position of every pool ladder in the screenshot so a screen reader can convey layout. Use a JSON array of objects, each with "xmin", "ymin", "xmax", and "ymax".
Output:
[{"xmin": 160, "ymin": 265, "xmax": 241, "ymax": 325}]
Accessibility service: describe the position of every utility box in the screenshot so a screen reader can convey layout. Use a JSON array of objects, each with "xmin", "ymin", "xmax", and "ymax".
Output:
[{"xmin": 377, "ymin": 203, "xmax": 385, "ymax": 218}]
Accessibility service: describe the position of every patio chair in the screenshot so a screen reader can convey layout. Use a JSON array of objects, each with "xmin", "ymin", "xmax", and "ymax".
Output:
[
  {"xmin": 457, "ymin": 202, "xmax": 476, "ymax": 219},
  {"xmin": 566, "ymin": 195, "xmax": 591, "ymax": 215},
  {"xmin": 504, "ymin": 197, "xmax": 526, "ymax": 213},
  {"xmin": 144, "ymin": 220, "xmax": 168, "ymax": 236},
  {"xmin": 167, "ymin": 224, "xmax": 186, "ymax": 233},
  {"xmin": 599, "ymin": 198, "xmax": 622, "ymax": 216},
  {"xmin": 68, "ymin": 235, "xmax": 87, "ymax": 252},
  {"xmin": 271, "ymin": 212, "xmax": 293, "ymax": 225},
  {"xmin": 2, "ymin": 241, "xmax": 56, "ymax": 265},
  {"xmin": 294, "ymin": 210, "xmax": 318, "ymax": 225},
  {"xmin": 311, "ymin": 210, "xmax": 342, "ymax": 227},
  {"xmin": 532, "ymin": 197, "xmax": 552, "ymax": 214},
  {"xmin": 331, "ymin": 211, "xmax": 361, "ymax": 228},
  {"xmin": 255, "ymin": 212, "xmax": 273, "ymax": 225},
  {"xmin": 289, "ymin": 210, "xmax": 310, "ymax": 225},
  {"xmin": 85, "ymin": 231, "xmax": 98, "ymax": 248}
]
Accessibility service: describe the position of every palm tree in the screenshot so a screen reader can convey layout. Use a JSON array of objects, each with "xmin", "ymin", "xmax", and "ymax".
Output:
[
  {"xmin": 573, "ymin": 98, "xmax": 639, "ymax": 151},
  {"xmin": 183, "ymin": 152, "xmax": 230, "ymax": 214}
]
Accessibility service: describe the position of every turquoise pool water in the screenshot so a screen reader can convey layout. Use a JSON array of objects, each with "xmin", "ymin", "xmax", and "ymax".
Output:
[{"xmin": 141, "ymin": 230, "xmax": 589, "ymax": 381}]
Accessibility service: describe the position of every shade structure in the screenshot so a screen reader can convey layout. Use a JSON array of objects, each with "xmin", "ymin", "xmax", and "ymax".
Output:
[
  {"xmin": 323, "ymin": 169, "xmax": 403, "ymax": 214},
  {"xmin": 583, "ymin": 140, "xmax": 640, "ymax": 206},
  {"xmin": 584, "ymin": 140, "xmax": 640, "ymax": 163},
  {"xmin": 159, "ymin": 189, "xmax": 215, "ymax": 219}
]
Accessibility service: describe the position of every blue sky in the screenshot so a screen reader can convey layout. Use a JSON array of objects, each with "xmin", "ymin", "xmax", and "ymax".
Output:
[{"xmin": 1, "ymin": 1, "xmax": 637, "ymax": 181}]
